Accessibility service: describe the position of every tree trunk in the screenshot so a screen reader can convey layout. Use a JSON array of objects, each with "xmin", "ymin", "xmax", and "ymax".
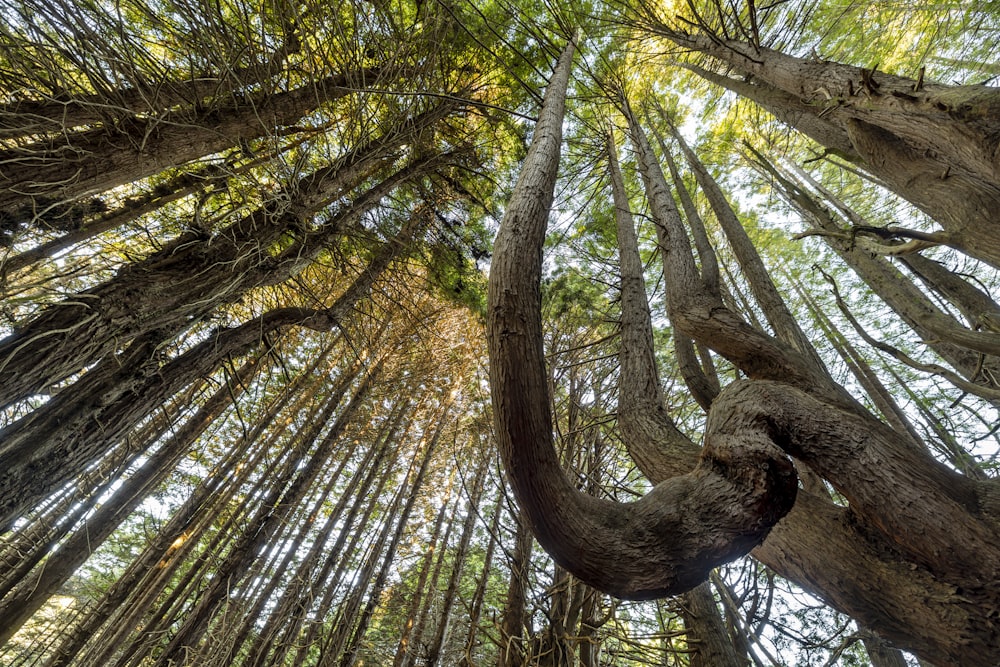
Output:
[
  {"xmin": 0, "ymin": 67, "xmax": 383, "ymax": 216},
  {"xmin": 681, "ymin": 582, "xmax": 747, "ymax": 667},
  {"xmin": 394, "ymin": 481, "xmax": 454, "ymax": 667},
  {"xmin": 488, "ymin": 35, "xmax": 796, "ymax": 601},
  {"xmin": 0, "ymin": 215, "xmax": 417, "ymax": 526},
  {"xmin": 459, "ymin": 491, "xmax": 502, "ymax": 667},
  {"xmin": 659, "ymin": 29, "xmax": 1000, "ymax": 266},
  {"xmin": 0, "ymin": 355, "xmax": 262, "ymax": 644},
  {"xmin": 425, "ymin": 458, "xmax": 488, "ymax": 667},
  {"xmin": 338, "ymin": 411, "xmax": 449, "ymax": 667},
  {"xmin": 0, "ymin": 111, "xmax": 455, "ymax": 410},
  {"xmin": 496, "ymin": 510, "xmax": 534, "ymax": 667},
  {"xmin": 628, "ymin": 108, "xmax": 1000, "ymax": 665},
  {"xmin": 608, "ymin": 129, "xmax": 742, "ymax": 666}
]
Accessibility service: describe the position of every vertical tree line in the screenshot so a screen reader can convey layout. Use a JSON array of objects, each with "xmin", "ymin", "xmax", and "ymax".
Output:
[{"xmin": 2, "ymin": 1, "xmax": 999, "ymax": 666}]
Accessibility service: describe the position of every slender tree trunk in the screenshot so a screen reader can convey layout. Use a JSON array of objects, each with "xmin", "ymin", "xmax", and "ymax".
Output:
[
  {"xmin": 246, "ymin": 395, "xmax": 409, "ymax": 667},
  {"xmin": 681, "ymin": 582, "xmax": 748, "ymax": 667},
  {"xmin": 606, "ymin": 130, "xmax": 700, "ymax": 479},
  {"xmin": 0, "ymin": 198, "xmax": 428, "ymax": 526},
  {"xmin": 425, "ymin": 459, "xmax": 488, "ymax": 667},
  {"xmin": 393, "ymin": 495, "xmax": 450, "ymax": 667},
  {"xmin": 496, "ymin": 510, "xmax": 534, "ymax": 667},
  {"xmin": 40, "ymin": 353, "xmax": 341, "ymax": 667},
  {"xmin": 748, "ymin": 149, "xmax": 1000, "ymax": 398},
  {"xmin": 608, "ymin": 130, "xmax": 743, "ymax": 666},
  {"xmin": 149, "ymin": 364, "xmax": 381, "ymax": 666},
  {"xmin": 0, "ymin": 355, "xmax": 263, "ymax": 644},
  {"xmin": 337, "ymin": 411, "xmax": 450, "ymax": 667},
  {"xmin": 670, "ymin": 126, "xmax": 825, "ymax": 371},
  {"xmin": 628, "ymin": 108, "xmax": 1000, "ymax": 665},
  {"xmin": 459, "ymin": 491, "xmax": 503, "ymax": 667},
  {"xmin": 656, "ymin": 28, "xmax": 1000, "ymax": 266},
  {"xmin": 0, "ymin": 67, "xmax": 384, "ymax": 216}
]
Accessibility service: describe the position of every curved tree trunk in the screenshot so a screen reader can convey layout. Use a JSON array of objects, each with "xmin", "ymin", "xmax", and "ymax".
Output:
[
  {"xmin": 0, "ymin": 67, "xmax": 383, "ymax": 217},
  {"xmin": 487, "ymin": 34, "xmax": 796, "ymax": 600},
  {"xmin": 656, "ymin": 28, "xmax": 1000, "ymax": 266}
]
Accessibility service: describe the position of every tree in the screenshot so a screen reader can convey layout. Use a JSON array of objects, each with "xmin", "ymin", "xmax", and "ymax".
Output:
[
  {"xmin": 487, "ymin": 27, "xmax": 1000, "ymax": 666},
  {"xmin": 3, "ymin": 2, "xmax": 1000, "ymax": 666}
]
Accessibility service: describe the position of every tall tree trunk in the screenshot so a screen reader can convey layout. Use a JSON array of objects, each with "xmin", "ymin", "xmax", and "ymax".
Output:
[
  {"xmin": 459, "ymin": 491, "xmax": 503, "ymax": 667},
  {"xmin": 627, "ymin": 108, "xmax": 1000, "ymax": 664},
  {"xmin": 0, "ymin": 67, "xmax": 384, "ymax": 217},
  {"xmin": 653, "ymin": 27, "xmax": 1000, "ymax": 266},
  {"xmin": 0, "ymin": 183, "xmax": 431, "ymax": 525},
  {"xmin": 0, "ymin": 355, "xmax": 262, "ymax": 644},
  {"xmin": 394, "ymin": 488, "xmax": 453, "ymax": 667},
  {"xmin": 669, "ymin": 126, "xmax": 825, "ymax": 372},
  {"xmin": 0, "ymin": 111, "xmax": 455, "ymax": 410},
  {"xmin": 149, "ymin": 363, "xmax": 381, "ymax": 666},
  {"xmin": 488, "ymin": 34, "xmax": 796, "ymax": 600},
  {"xmin": 337, "ymin": 410, "xmax": 450, "ymax": 667},
  {"xmin": 496, "ymin": 510, "xmax": 534, "ymax": 667},
  {"xmin": 39, "ymin": 352, "xmax": 349, "ymax": 667},
  {"xmin": 425, "ymin": 458, "xmax": 488, "ymax": 667},
  {"xmin": 750, "ymin": 151, "xmax": 1000, "ymax": 397},
  {"xmin": 608, "ymin": 129, "xmax": 743, "ymax": 666}
]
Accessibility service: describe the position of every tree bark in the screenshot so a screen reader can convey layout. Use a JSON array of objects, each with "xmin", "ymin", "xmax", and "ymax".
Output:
[
  {"xmin": 488, "ymin": 35, "xmax": 796, "ymax": 600},
  {"xmin": 0, "ymin": 215, "xmax": 419, "ymax": 527},
  {"xmin": 625, "ymin": 108, "xmax": 1000, "ymax": 663},
  {"xmin": 0, "ymin": 111, "xmax": 456, "ymax": 410},
  {"xmin": 0, "ymin": 67, "xmax": 384, "ymax": 216},
  {"xmin": 0, "ymin": 355, "xmax": 261, "ymax": 644},
  {"xmin": 656, "ymin": 28, "xmax": 1000, "ymax": 266},
  {"xmin": 497, "ymin": 510, "xmax": 534, "ymax": 667},
  {"xmin": 608, "ymin": 130, "xmax": 743, "ymax": 666}
]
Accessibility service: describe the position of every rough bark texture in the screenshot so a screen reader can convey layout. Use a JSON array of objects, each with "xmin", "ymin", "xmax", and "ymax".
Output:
[
  {"xmin": 607, "ymin": 131, "xmax": 700, "ymax": 478},
  {"xmin": 681, "ymin": 582, "xmax": 747, "ymax": 667},
  {"xmin": 0, "ymin": 221, "xmax": 415, "ymax": 526},
  {"xmin": 487, "ymin": 37, "xmax": 796, "ymax": 600},
  {"xmin": 0, "ymin": 134, "xmax": 453, "ymax": 410},
  {"xmin": 0, "ymin": 68, "xmax": 382, "ymax": 215},
  {"xmin": 0, "ymin": 356, "xmax": 260, "ymax": 643},
  {"xmin": 660, "ymin": 28, "xmax": 1000, "ymax": 266},
  {"xmin": 623, "ymin": 104, "xmax": 1000, "ymax": 663},
  {"xmin": 755, "ymin": 154, "xmax": 1000, "ymax": 396},
  {"xmin": 609, "ymin": 132, "xmax": 742, "ymax": 666}
]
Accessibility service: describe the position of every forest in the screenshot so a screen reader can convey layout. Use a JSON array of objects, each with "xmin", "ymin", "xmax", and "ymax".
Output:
[{"xmin": 0, "ymin": 0, "xmax": 998, "ymax": 665}]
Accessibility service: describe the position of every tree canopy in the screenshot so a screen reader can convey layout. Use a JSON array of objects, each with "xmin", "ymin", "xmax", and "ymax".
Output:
[{"xmin": 1, "ymin": 1, "xmax": 999, "ymax": 666}]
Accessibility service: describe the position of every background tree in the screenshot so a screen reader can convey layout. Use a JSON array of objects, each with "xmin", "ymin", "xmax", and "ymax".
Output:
[{"xmin": 2, "ymin": 1, "xmax": 999, "ymax": 666}]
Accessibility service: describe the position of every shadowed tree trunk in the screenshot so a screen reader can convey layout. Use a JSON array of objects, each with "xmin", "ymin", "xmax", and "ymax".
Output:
[
  {"xmin": 487, "ymin": 34, "xmax": 1000, "ymax": 666},
  {"xmin": 459, "ymin": 491, "xmax": 502, "ymax": 667},
  {"xmin": 745, "ymin": 149, "xmax": 1000, "ymax": 401},
  {"xmin": 0, "ymin": 108, "xmax": 458, "ymax": 410},
  {"xmin": 627, "ymin": 101, "xmax": 1000, "ymax": 664},
  {"xmin": 487, "ymin": 32, "xmax": 796, "ymax": 601},
  {"xmin": 607, "ymin": 130, "xmax": 743, "ymax": 666},
  {"xmin": 645, "ymin": 25, "xmax": 1000, "ymax": 266},
  {"xmin": 0, "ymin": 208, "xmax": 425, "ymax": 527},
  {"xmin": 0, "ymin": 355, "xmax": 263, "ymax": 644},
  {"xmin": 0, "ymin": 67, "xmax": 385, "ymax": 217},
  {"xmin": 496, "ymin": 509, "xmax": 534, "ymax": 667}
]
